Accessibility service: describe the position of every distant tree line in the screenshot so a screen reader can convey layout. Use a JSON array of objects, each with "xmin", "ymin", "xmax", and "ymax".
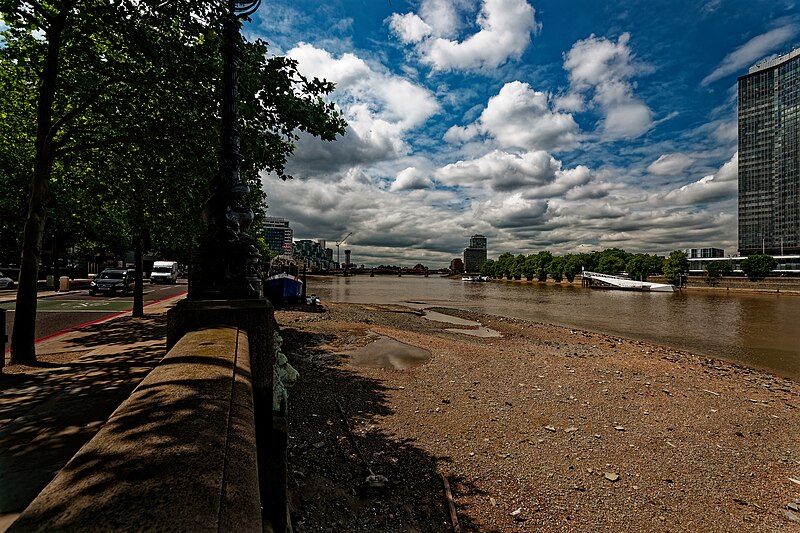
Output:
[
  {"xmin": 479, "ymin": 248, "xmax": 690, "ymax": 285},
  {"xmin": 481, "ymin": 248, "xmax": 782, "ymax": 286}
]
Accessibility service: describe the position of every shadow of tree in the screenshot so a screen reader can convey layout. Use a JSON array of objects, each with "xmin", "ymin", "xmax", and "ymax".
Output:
[
  {"xmin": 58, "ymin": 314, "xmax": 167, "ymax": 349},
  {"xmin": 281, "ymin": 327, "xmax": 491, "ymax": 533},
  {"xmin": 6, "ymin": 367, "xmax": 258, "ymax": 532},
  {"xmin": 0, "ymin": 316, "xmax": 165, "ymax": 516}
]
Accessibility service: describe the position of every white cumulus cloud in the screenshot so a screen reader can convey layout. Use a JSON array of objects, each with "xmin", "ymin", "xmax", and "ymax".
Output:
[
  {"xmin": 563, "ymin": 32, "xmax": 653, "ymax": 139},
  {"xmin": 285, "ymin": 43, "xmax": 441, "ymax": 172},
  {"xmin": 647, "ymin": 153, "xmax": 695, "ymax": 176},
  {"xmin": 389, "ymin": 0, "xmax": 540, "ymax": 71},
  {"xmin": 390, "ymin": 167, "xmax": 434, "ymax": 191},
  {"xmin": 659, "ymin": 152, "xmax": 738, "ymax": 204},
  {"xmin": 702, "ymin": 25, "xmax": 798, "ymax": 86},
  {"xmin": 445, "ymin": 81, "xmax": 580, "ymax": 152}
]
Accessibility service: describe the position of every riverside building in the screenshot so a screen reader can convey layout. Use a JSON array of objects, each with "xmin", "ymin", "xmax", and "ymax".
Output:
[
  {"xmin": 738, "ymin": 48, "xmax": 800, "ymax": 256},
  {"xmin": 263, "ymin": 217, "xmax": 294, "ymax": 256},
  {"xmin": 463, "ymin": 234, "xmax": 488, "ymax": 273}
]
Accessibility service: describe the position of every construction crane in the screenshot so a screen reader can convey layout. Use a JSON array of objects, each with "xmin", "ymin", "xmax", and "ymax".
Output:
[{"xmin": 336, "ymin": 231, "xmax": 352, "ymax": 267}]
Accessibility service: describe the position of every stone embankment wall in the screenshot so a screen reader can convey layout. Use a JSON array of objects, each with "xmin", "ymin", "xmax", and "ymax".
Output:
[{"xmin": 9, "ymin": 326, "xmax": 262, "ymax": 533}]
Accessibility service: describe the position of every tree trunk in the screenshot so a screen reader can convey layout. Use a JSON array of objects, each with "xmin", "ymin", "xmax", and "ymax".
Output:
[
  {"xmin": 132, "ymin": 227, "xmax": 145, "ymax": 318},
  {"xmin": 10, "ymin": 16, "xmax": 66, "ymax": 365}
]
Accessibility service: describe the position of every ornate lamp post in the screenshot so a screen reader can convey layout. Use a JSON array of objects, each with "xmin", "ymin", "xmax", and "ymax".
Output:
[{"xmin": 190, "ymin": 0, "xmax": 263, "ymax": 300}]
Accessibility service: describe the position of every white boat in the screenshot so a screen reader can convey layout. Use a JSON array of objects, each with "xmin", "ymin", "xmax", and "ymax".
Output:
[
  {"xmin": 461, "ymin": 275, "xmax": 490, "ymax": 282},
  {"xmin": 581, "ymin": 271, "xmax": 675, "ymax": 292}
]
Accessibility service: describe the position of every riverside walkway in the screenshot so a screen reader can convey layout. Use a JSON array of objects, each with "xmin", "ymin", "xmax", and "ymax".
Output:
[{"xmin": 0, "ymin": 291, "xmax": 182, "ymax": 531}]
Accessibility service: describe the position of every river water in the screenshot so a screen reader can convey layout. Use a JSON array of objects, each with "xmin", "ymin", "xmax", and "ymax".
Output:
[{"xmin": 307, "ymin": 275, "xmax": 800, "ymax": 381}]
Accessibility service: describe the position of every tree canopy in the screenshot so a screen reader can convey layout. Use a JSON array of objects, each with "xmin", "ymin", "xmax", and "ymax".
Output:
[
  {"xmin": 740, "ymin": 254, "xmax": 777, "ymax": 282},
  {"xmin": 1, "ymin": 0, "xmax": 346, "ymax": 362}
]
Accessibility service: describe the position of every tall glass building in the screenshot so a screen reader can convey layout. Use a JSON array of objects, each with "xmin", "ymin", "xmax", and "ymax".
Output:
[
  {"xmin": 463, "ymin": 234, "xmax": 488, "ymax": 272},
  {"xmin": 738, "ymin": 48, "xmax": 800, "ymax": 256},
  {"xmin": 263, "ymin": 217, "xmax": 294, "ymax": 256}
]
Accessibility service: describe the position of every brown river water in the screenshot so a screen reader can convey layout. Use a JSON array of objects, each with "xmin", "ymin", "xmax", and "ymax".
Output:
[{"xmin": 307, "ymin": 275, "xmax": 800, "ymax": 381}]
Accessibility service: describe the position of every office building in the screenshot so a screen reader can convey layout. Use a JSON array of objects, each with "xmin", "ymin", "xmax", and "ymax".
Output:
[
  {"xmin": 463, "ymin": 234, "xmax": 488, "ymax": 273},
  {"xmin": 294, "ymin": 239, "xmax": 334, "ymax": 270},
  {"xmin": 738, "ymin": 48, "xmax": 800, "ymax": 256},
  {"xmin": 263, "ymin": 217, "xmax": 294, "ymax": 256},
  {"xmin": 683, "ymin": 248, "xmax": 725, "ymax": 259}
]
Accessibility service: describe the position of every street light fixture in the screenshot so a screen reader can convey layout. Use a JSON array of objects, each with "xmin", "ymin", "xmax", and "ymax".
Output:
[{"xmin": 190, "ymin": 0, "xmax": 263, "ymax": 300}]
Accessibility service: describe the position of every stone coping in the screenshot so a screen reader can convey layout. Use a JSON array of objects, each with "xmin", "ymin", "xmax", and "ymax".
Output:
[{"xmin": 8, "ymin": 326, "xmax": 261, "ymax": 533}]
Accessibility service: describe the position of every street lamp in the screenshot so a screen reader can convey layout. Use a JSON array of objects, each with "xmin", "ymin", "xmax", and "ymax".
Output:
[{"xmin": 190, "ymin": 0, "xmax": 263, "ymax": 300}]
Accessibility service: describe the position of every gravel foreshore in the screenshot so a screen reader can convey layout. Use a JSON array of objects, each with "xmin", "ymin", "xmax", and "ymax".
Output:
[{"xmin": 277, "ymin": 301, "xmax": 800, "ymax": 532}]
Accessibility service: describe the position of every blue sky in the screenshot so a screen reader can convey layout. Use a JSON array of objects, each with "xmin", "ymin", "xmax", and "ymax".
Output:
[{"xmin": 243, "ymin": 0, "xmax": 800, "ymax": 267}]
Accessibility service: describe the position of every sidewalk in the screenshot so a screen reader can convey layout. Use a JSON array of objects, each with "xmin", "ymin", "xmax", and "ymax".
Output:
[{"xmin": 0, "ymin": 293, "xmax": 184, "ymax": 531}]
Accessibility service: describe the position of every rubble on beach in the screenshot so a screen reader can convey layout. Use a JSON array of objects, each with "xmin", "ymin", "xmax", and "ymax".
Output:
[{"xmin": 278, "ymin": 302, "xmax": 800, "ymax": 532}]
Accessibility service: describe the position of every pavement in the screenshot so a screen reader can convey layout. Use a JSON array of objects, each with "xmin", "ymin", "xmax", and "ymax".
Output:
[{"xmin": 0, "ymin": 290, "xmax": 185, "ymax": 531}]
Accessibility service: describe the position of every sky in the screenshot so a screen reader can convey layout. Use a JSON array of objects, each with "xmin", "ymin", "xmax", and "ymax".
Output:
[{"xmin": 243, "ymin": 0, "xmax": 800, "ymax": 267}]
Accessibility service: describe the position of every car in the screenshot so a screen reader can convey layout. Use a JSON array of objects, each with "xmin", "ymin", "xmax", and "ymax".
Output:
[
  {"xmin": 0, "ymin": 271, "xmax": 14, "ymax": 290},
  {"xmin": 89, "ymin": 269, "xmax": 135, "ymax": 296}
]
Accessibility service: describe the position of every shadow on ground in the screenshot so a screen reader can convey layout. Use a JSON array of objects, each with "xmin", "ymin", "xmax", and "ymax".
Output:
[
  {"xmin": 0, "ymin": 315, "xmax": 164, "ymax": 518},
  {"xmin": 281, "ymin": 326, "xmax": 492, "ymax": 533}
]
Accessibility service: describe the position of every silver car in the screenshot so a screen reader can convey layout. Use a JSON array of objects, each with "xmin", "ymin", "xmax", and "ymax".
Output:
[{"xmin": 0, "ymin": 271, "xmax": 14, "ymax": 290}]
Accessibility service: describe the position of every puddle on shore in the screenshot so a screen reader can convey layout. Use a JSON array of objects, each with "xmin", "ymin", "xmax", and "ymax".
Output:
[
  {"xmin": 347, "ymin": 335, "xmax": 432, "ymax": 369},
  {"xmin": 424, "ymin": 310, "xmax": 502, "ymax": 338},
  {"xmin": 444, "ymin": 327, "xmax": 501, "ymax": 338},
  {"xmin": 424, "ymin": 310, "xmax": 478, "ymax": 326}
]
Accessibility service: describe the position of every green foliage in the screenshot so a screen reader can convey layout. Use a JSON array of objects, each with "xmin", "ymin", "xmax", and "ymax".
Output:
[
  {"xmin": 548, "ymin": 256, "xmax": 565, "ymax": 282},
  {"xmin": 563, "ymin": 254, "xmax": 583, "ymax": 283},
  {"xmin": 625, "ymin": 253, "xmax": 661, "ymax": 281},
  {"xmin": 494, "ymin": 252, "xmax": 515, "ymax": 279},
  {"xmin": 2, "ymin": 1, "xmax": 347, "ymax": 360},
  {"xmin": 663, "ymin": 250, "xmax": 689, "ymax": 285},
  {"xmin": 479, "ymin": 259, "xmax": 494, "ymax": 276},
  {"xmin": 704, "ymin": 261, "xmax": 732, "ymax": 285},
  {"xmin": 740, "ymin": 254, "xmax": 777, "ymax": 281}
]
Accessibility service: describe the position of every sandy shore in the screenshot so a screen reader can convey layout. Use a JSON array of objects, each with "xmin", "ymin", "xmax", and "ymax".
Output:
[{"xmin": 277, "ymin": 302, "xmax": 800, "ymax": 532}]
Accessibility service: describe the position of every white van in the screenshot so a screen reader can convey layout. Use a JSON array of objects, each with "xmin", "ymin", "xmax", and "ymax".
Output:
[{"xmin": 150, "ymin": 261, "xmax": 178, "ymax": 284}]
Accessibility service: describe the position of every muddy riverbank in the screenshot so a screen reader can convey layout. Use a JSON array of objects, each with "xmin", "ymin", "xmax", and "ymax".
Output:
[{"xmin": 278, "ymin": 302, "xmax": 800, "ymax": 532}]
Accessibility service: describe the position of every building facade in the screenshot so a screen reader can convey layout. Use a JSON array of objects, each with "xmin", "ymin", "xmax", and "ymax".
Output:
[
  {"xmin": 683, "ymin": 247, "xmax": 725, "ymax": 259},
  {"xmin": 263, "ymin": 217, "xmax": 294, "ymax": 256},
  {"xmin": 463, "ymin": 234, "xmax": 488, "ymax": 273},
  {"xmin": 738, "ymin": 48, "xmax": 800, "ymax": 256},
  {"xmin": 293, "ymin": 239, "xmax": 334, "ymax": 270},
  {"xmin": 450, "ymin": 258, "xmax": 464, "ymax": 273}
]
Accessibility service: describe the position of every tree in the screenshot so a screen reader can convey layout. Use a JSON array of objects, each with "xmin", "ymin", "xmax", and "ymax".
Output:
[
  {"xmin": 597, "ymin": 255, "xmax": 626, "ymax": 275},
  {"xmin": 704, "ymin": 261, "xmax": 732, "ymax": 285},
  {"xmin": 548, "ymin": 256, "xmax": 565, "ymax": 282},
  {"xmin": 495, "ymin": 252, "xmax": 514, "ymax": 279},
  {"xmin": 2, "ymin": 1, "xmax": 346, "ymax": 361},
  {"xmin": 740, "ymin": 255, "xmax": 777, "ymax": 281},
  {"xmin": 563, "ymin": 254, "xmax": 582, "ymax": 283},
  {"xmin": 663, "ymin": 250, "xmax": 689, "ymax": 286},
  {"xmin": 626, "ymin": 254, "xmax": 653, "ymax": 281},
  {"xmin": 510, "ymin": 254, "xmax": 525, "ymax": 280}
]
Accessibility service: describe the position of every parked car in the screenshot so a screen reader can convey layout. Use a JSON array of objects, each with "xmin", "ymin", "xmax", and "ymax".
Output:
[
  {"xmin": 0, "ymin": 271, "xmax": 14, "ymax": 290},
  {"xmin": 89, "ymin": 269, "xmax": 135, "ymax": 296}
]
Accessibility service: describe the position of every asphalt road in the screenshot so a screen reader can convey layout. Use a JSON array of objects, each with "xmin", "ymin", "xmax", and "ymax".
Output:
[{"xmin": 1, "ymin": 281, "xmax": 187, "ymax": 348}]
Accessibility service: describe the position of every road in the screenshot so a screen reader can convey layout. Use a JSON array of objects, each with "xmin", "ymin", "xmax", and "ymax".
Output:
[{"xmin": 1, "ymin": 281, "xmax": 187, "ymax": 348}]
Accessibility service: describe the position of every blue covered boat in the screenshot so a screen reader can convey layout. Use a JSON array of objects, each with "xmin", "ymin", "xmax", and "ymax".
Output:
[{"xmin": 264, "ymin": 272, "xmax": 303, "ymax": 304}]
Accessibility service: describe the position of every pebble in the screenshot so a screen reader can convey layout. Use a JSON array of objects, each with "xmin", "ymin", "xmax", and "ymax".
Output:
[{"xmin": 605, "ymin": 473, "xmax": 620, "ymax": 482}]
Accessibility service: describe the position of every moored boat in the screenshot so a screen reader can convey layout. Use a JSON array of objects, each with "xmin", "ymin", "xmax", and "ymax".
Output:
[
  {"xmin": 581, "ymin": 271, "xmax": 675, "ymax": 292},
  {"xmin": 264, "ymin": 272, "xmax": 303, "ymax": 304},
  {"xmin": 461, "ymin": 274, "xmax": 490, "ymax": 282}
]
